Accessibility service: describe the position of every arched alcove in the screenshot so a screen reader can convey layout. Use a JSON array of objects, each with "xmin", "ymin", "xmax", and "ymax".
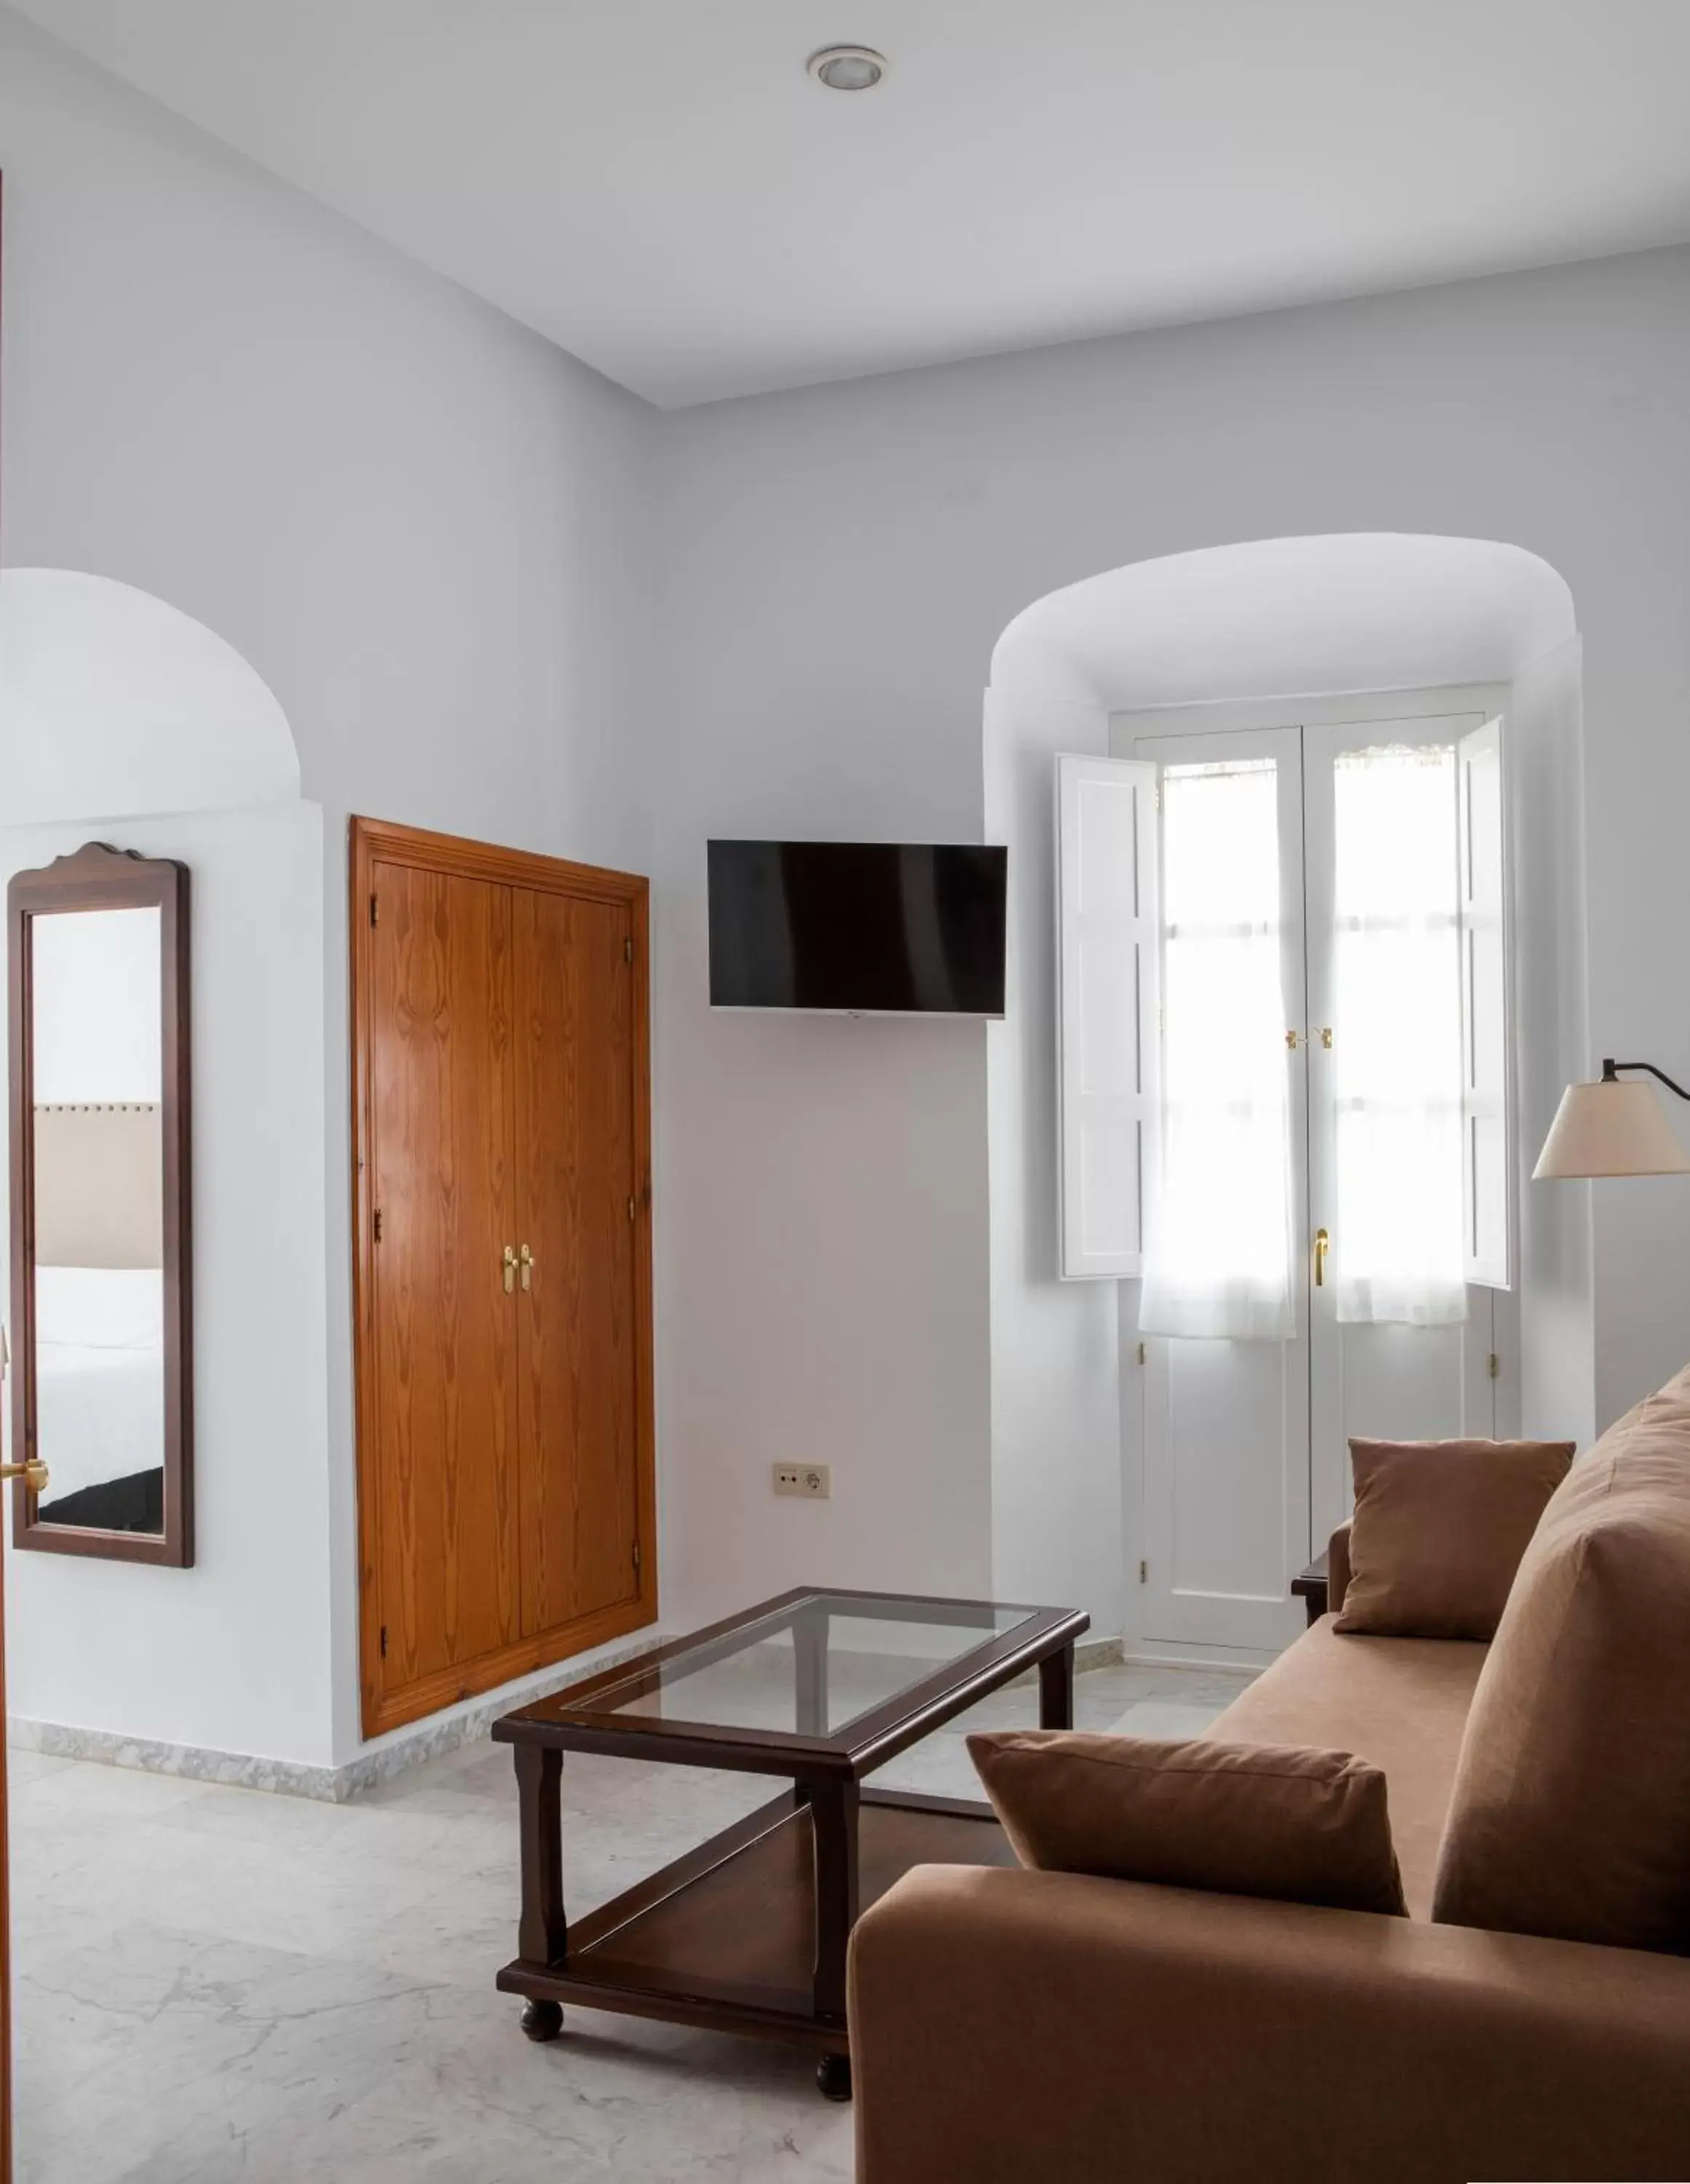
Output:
[
  {"xmin": 985, "ymin": 533, "xmax": 1592, "ymax": 1645},
  {"xmin": 0, "ymin": 568, "xmax": 299, "ymax": 824},
  {"xmin": 0, "ymin": 570, "xmax": 336, "ymax": 1777},
  {"xmin": 991, "ymin": 534, "xmax": 1576, "ymax": 705}
]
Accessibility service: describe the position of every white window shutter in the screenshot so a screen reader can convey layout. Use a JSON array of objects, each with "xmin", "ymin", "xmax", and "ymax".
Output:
[
  {"xmin": 1056, "ymin": 753, "xmax": 1160, "ymax": 1279},
  {"xmin": 1458, "ymin": 719, "xmax": 1510, "ymax": 1288}
]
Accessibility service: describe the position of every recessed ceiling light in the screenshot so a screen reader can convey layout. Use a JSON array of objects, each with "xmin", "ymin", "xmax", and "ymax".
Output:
[{"xmin": 807, "ymin": 45, "xmax": 888, "ymax": 92}]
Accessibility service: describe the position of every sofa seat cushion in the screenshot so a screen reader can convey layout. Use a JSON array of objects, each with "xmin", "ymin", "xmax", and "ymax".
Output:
[
  {"xmin": 1432, "ymin": 1367, "xmax": 1690, "ymax": 1952},
  {"xmin": 1211, "ymin": 1617, "xmax": 1488, "ymax": 1916}
]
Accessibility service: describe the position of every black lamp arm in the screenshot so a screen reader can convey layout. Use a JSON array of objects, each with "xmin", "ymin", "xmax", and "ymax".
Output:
[{"xmin": 1602, "ymin": 1059, "xmax": 1690, "ymax": 1102}]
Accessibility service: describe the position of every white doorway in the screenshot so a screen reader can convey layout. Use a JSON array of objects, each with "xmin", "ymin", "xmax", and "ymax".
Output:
[{"xmin": 1104, "ymin": 690, "xmax": 1520, "ymax": 1657}]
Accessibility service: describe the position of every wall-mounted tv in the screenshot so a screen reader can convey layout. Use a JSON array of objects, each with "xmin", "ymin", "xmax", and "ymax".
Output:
[{"xmin": 707, "ymin": 841, "xmax": 1008, "ymax": 1017}]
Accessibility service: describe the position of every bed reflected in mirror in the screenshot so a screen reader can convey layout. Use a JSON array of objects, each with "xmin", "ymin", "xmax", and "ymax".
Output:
[{"xmin": 9, "ymin": 844, "xmax": 192, "ymax": 1565}]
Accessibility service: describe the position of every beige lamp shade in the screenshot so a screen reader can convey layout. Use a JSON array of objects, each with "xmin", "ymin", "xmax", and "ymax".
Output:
[{"xmin": 1534, "ymin": 1077, "xmax": 1690, "ymax": 1179}]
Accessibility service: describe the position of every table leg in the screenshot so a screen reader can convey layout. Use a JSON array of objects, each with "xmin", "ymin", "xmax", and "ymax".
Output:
[
  {"xmin": 806, "ymin": 1773, "xmax": 860, "ymax": 2057},
  {"xmin": 793, "ymin": 1604, "xmax": 830, "ymax": 1736},
  {"xmin": 1038, "ymin": 1641, "xmax": 1075, "ymax": 1730},
  {"xmin": 514, "ymin": 1744, "xmax": 567, "ymax": 2040}
]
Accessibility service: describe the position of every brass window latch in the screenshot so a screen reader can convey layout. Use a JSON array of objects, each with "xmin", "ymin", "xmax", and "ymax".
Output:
[{"xmin": 1314, "ymin": 1227, "xmax": 1330, "ymax": 1286}]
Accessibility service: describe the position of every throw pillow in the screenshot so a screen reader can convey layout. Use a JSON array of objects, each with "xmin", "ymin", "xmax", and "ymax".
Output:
[
  {"xmin": 967, "ymin": 1729, "xmax": 1407, "ymax": 1916},
  {"xmin": 1333, "ymin": 1436, "xmax": 1574, "ymax": 1639}
]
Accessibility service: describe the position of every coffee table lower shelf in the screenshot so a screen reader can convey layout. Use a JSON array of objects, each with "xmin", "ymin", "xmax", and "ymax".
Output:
[{"xmin": 495, "ymin": 1784, "xmax": 1014, "ymax": 2058}]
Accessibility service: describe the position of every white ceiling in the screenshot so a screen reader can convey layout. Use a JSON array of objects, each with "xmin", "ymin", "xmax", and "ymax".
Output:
[{"xmin": 15, "ymin": 0, "xmax": 1690, "ymax": 408}]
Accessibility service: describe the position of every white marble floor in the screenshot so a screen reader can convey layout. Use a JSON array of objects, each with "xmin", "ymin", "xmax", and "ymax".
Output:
[{"xmin": 10, "ymin": 1661, "xmax": 1250, "ymax": 2183}]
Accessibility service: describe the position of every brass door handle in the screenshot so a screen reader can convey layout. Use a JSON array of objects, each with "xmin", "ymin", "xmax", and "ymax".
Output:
[
  {"xmin": 1314, "ymin": 1227, "xmax": 1329, "ymax": 1286},
  {"xmin": 502, "ymin": 1245, "xmax": 517, "ymax": 1295},
  {"xmin": 0, "ymin": 1460, "xmax": 49, "ymax": 1495},
  {"xmin": 519, "ymin": 1243, "xmax": 533, "ymax": 1292}
]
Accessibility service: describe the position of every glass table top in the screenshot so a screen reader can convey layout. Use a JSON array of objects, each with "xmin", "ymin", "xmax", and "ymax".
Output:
[{"xmin": 539, "ymin": 1589, "xmax": 1045, "ymax": 1744}]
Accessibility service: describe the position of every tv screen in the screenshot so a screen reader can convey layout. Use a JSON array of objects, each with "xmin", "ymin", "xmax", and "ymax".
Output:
[{"xmin": 707, "ymin": 841, "xmax": 1007, "ymax": 1016}]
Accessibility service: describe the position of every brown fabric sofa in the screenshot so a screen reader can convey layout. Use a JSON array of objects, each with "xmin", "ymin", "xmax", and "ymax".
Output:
[{"xmin": 850, "ymin": 1485, "xmax": 1690, "ymax": 2180}]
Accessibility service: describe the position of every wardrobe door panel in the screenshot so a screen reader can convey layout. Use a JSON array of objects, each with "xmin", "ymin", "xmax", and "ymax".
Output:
[
  {"xmin": 370, "ymin": 863, "xmax": 519, "ymax": 1685},
  {"xmin": 515, "ymin": 886, "xmax": 639, "ymax": 1634}
]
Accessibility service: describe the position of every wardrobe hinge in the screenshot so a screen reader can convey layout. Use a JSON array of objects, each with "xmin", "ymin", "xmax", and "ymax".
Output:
[
  {"xmin": 1488, "ymin": 1352, "xmax": 1499, "ymax": 1380},
  {"xmin": 373, "ymin": 1207, "xmax": 384, "ymax": 1242},
  {"xmin": 628, "ymin": 1195, "xmax": 635, "ymax": 1222},
  {"xmin": 632, "ymin": 1539, "xmax": 642, "ymax": 1573},
  {"xmin": 624, "ymin": 935, "xmax": 632, "ymax": 964},
  {"xmin": 370, "ymin": 893, "xmax": 378, "ymax": 927},
  {"xmin": 1135, "ymin": 1342, "xmax": 1147, "ymax": 1366},
  {"xmin": 1138, "ymin": 1559, "xmax": 1148, "ymax": 1585},
  {"xmin": 379, "ymin": 1625, "xmax": 388, "ymax": 1658}
]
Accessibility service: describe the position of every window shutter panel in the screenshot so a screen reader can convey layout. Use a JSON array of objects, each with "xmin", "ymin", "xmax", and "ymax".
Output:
[
  {"xmin": 1458, "ymin": 719, "xmax": 1510, "ymax": 1288},
  {"xmin": 1056, "ymin": 753, "xmax": 1160, "ymax": 1279}
]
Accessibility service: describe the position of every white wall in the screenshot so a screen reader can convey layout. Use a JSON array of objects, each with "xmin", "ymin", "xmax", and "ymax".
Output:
[
  {"xmin": 983, "ymin": 685, "xmax": 1124, "ymax": 1631},
  {"xmin": 0, "ymin": 7, "xmax": 658, "ymax": 1766},
  {"xmin": 1, "ymin": 805, "xmax": 333, "ymax": 1768},
  {"xmin": 656, "ymin": 242, "xmax": 1690, "ymax": 1637},
  {"xmin": 648, "ymin": 461, "xmax": 999, "ymax": 1632},
  {"xmin": 1512, "ymin": 636, "xmax": 1599, "ymax": 1447}
]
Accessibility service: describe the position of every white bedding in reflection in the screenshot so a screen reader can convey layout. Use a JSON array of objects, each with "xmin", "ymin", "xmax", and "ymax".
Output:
[{"xmin": 33, "ymin": 1267, "xmax": 164, "ymax": 1503}]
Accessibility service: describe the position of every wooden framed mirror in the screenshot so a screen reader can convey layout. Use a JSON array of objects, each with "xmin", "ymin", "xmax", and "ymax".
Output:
[{"xmin": 8, "ymin": 844, "xmax": 192, "ymax": 1565}]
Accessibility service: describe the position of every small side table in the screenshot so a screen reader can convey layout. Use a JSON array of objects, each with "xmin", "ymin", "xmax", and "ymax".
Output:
[{"xmin": 1291, "ymin": 1553, "xmax": 1329, "ymax": 1627}]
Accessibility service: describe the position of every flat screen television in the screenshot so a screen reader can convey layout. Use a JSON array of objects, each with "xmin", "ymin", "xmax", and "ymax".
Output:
[{"xmin": 707, "ymin": 841, "xmax": 1007, "ymax": 1017}]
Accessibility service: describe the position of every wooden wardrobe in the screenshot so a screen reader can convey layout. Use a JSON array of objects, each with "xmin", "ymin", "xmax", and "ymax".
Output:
[{"xmin": 350, "ymin": 819, "xmax": 655, "ymax": 1736}]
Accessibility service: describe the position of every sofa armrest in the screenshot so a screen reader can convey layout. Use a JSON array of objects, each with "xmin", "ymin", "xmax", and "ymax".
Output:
[{"xmin": 849, "ymin": 1865, "xmax": 1690, "ymax": 2184}]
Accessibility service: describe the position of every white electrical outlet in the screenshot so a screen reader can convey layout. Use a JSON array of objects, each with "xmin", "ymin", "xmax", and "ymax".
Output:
[{"xmin": 773, "ymin": 1463, "xmax": 831, "ymax": 1499}]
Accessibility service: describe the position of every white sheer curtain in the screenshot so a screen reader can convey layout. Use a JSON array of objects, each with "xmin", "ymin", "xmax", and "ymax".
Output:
[
  {"xmin": 1139, "ymin": 759, "xmax": 1296, "ymax": 1341},
  {"xmin": 1331, "ymin": 745, "xmax": 1467, "ymax": 1326}
]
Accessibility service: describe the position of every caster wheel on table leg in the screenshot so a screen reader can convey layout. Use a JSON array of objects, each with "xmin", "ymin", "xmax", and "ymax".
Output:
[
  {"xmin": 816, "ymin": 2053, "xmax": 852, "ymax": 2102},
  {"xmin": 520, "ymin": 1998, "xmax": 564, "ymax": 2043}
]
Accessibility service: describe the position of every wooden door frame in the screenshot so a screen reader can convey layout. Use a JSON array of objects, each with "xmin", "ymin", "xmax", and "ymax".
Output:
[{"xmin": 349, "ymin": 816, "xmax": 657, "ymax": 1737}]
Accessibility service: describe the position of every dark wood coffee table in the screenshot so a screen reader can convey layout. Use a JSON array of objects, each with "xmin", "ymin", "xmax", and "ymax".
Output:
[{"xmin": 492, "ymin": 1584, "xmax": 1088, "ymax": 2099}]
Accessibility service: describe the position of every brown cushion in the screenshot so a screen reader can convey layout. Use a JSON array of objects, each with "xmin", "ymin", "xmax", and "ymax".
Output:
[
  {"xmin": 967, "ymin": 1730, "xmax": 1407, "ymax": 1916},
  {"xmin": 1334, "ymin": 1436, "xmax": 1574, "ymax": 1639},
  {"xmin": 1433, "ymin": 1372, "xmax": 1690, "ymax": 1952}
]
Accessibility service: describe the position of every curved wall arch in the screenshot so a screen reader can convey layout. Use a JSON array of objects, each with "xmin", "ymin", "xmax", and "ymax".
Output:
[
  {"xmin": 0, "ymin": 568, "xmax": 300, "ymax": 826},
  {"xmin": 991, "ymin": 533, "xmax": 1576, "ymax": 709}
]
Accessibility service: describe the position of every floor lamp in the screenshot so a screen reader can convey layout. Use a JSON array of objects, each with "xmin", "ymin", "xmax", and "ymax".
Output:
[{"xmin": 1534, "ymin": 1060, "xmax": 1690, "ymax": 1179}]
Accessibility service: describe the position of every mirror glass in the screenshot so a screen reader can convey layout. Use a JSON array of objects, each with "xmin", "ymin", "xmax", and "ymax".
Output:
[{"xmin": 28, "ymin": 905, "xmax": 167, "ymax": 1533}]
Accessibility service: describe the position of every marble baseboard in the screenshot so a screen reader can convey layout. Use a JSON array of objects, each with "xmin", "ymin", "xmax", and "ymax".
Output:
[
  {"xmin": 1000, "ymin": 1633, "xmax": 1123, "ymax": 1689},
  {"xmin": 7, "ymin": 1625, "xmax": 673, "ymax": 1804},
  {"xmin": 7, "ymin": 1716, "xmax": 346, "ymax": 1800},
  {"xmin": 8, "ymin": 1628, "xmax": 1134, "ymax": 1804}
]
